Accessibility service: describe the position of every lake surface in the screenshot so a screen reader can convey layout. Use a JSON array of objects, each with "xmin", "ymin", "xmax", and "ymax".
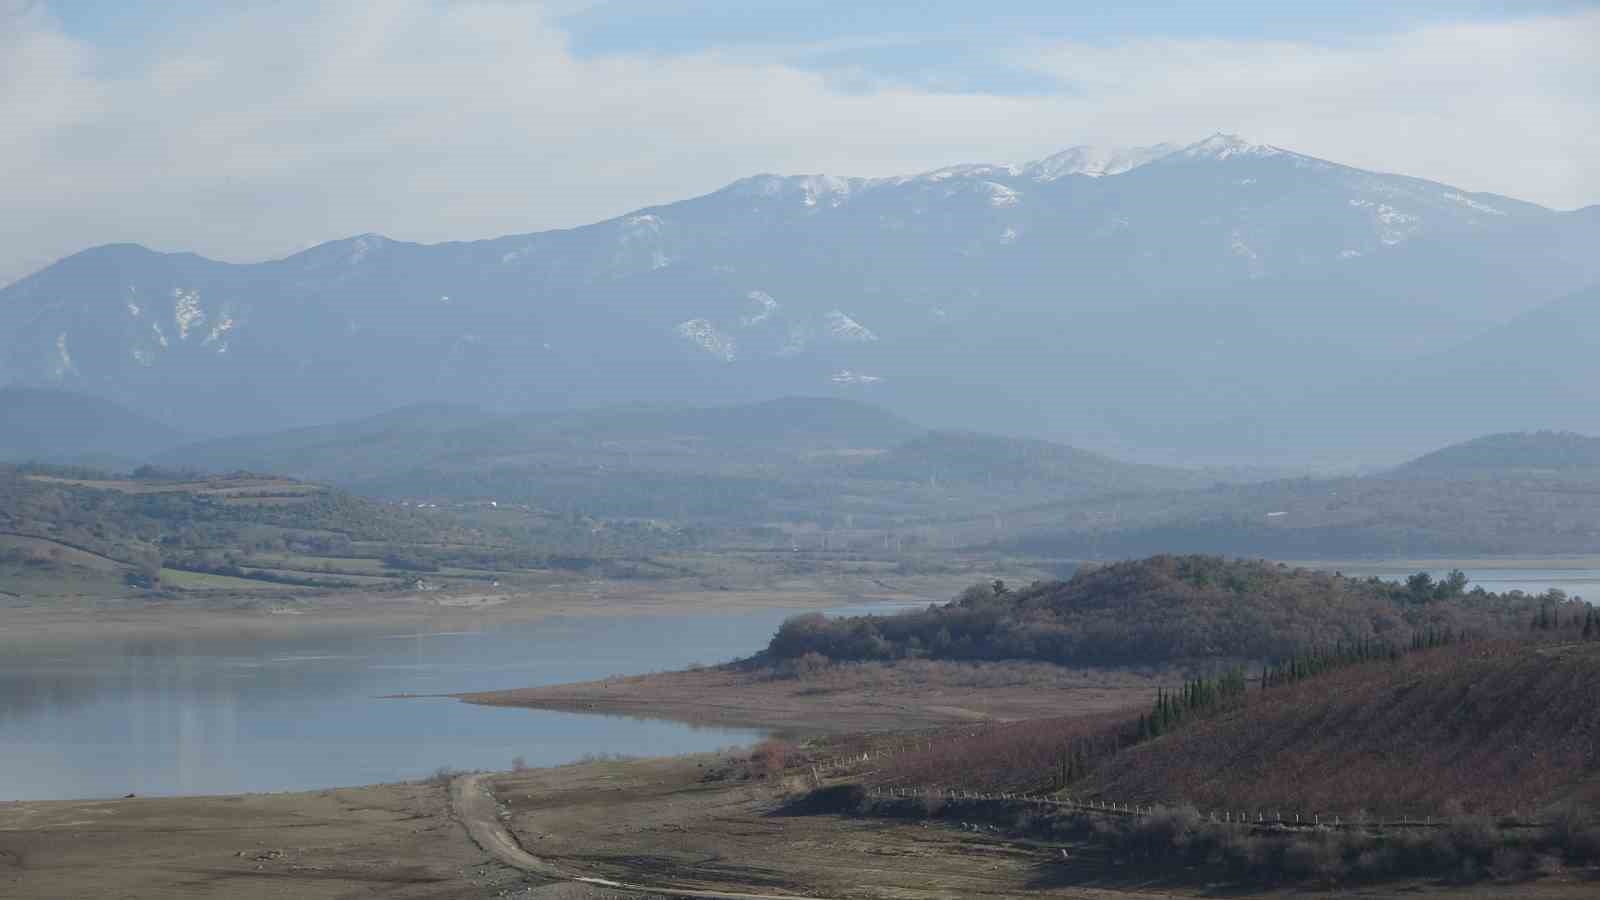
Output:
[
  {"xmin": 1331, "ymin": 566, "xmax": 1600, "ymax": 601},
  {"xmin": 1, "ymin": 603, "xmax": 917, "ymax": 801}
]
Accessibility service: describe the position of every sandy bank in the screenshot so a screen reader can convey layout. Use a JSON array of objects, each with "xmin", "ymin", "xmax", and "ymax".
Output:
[{"xmin": 463, "ymin": 660, "xmax": 1157, "ymax": 735}]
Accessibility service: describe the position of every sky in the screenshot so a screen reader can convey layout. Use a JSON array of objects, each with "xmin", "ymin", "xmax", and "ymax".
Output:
[{"xmin": 3, "ymin": 0, "xmax": 1598, "ymax": 286}]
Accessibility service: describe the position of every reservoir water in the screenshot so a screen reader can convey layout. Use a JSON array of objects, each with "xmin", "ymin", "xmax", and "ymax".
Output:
[
  {"xmin": 1, "ymin": 605, "xmax": 906, "ymax": 801},
  {"xmin": 5, "ymin": 567, "xmax": 1588, "ymax": 803},
  {"xmin": 1332, "ymin": 565, "xmax": 1600, "ymax": 600}
]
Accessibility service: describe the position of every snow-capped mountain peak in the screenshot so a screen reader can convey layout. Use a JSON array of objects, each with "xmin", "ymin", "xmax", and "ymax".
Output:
[
  {"xmin": 1022, "ymin": 143, "xmax": 1180, "ymax": 180},
  {"xmin": 1176, "ymin": 133, "xmax": 1285, "ymax": 161},
  {"xmin": 726, "ymin": 173, "xmax": 864, "ymax": 207}
]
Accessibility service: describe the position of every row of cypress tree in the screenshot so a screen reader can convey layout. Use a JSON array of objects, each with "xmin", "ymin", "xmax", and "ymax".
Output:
[{"xmin": 1135, "ymin": 667, "xmax": 1249, "ymax": 741}]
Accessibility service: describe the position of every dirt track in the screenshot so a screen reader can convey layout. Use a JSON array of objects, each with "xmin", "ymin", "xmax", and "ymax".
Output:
[
  {"xmin": 478, "ymin": 755, "xmax": 1198, "ymax": 900},
  {"xmin": 453, "ymin": 772, "xmax": 847, "ymax": 899}
]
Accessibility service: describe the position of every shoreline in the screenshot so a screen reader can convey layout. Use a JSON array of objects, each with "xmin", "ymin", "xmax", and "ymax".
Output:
[
  {"xmin": 5, "ymin": 554, "xmax": 1592, "ymax": 646},
  {"xmin": 461, "ymin": 659, "xmax": 1157, "ymax": 736},
  {"xmin": 0, "ymin": 574, "xmax": 963, "ymax": 647}
]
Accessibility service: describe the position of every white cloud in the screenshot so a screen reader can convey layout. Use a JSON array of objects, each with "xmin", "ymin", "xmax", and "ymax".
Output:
[{"xmin": 1, "ymin": 1, "xmax": 1596, "ymax": 286}]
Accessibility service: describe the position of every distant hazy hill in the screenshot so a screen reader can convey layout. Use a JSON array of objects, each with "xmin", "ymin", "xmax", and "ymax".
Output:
[
  {"xmin": 0, "ymin": 387, "xmax": 182, "ymax": 464},
  {"xmin": 165, "ymin": 397, "xmax": 1199, "ymax": 527},
  {"xmin": 168, "ymin": 397, "xmax": 922, "ymax": 481},
  {"xmin": 161, "ymin": 402, "xmax": 498, "ymax": 480},
  {"xmin": 994, "ymin": 429, "xmax": 1600, "ymax": 558},
  {"xmin": 857, "ymin": 430, "xmax": 1210, "ymax": 493},
  {"xmin": 1396, "ymin": 430, "xmax": 1600, "ymax": 477},
  {"xmin": 1321, "ymin": 282, "xmax": 1600, "ymax": 458},
  {"xmin": 7, "ymin": 135, "xmax": 1598, "ymax": 463}
]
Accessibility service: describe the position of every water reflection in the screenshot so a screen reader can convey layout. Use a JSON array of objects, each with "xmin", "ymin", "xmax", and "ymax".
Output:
[{"xmin": 1, "ymin": 609, "xmax": 822, "ymax": 800}]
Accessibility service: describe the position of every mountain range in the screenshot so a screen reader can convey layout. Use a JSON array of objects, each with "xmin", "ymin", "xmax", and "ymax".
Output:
[{"xmin": 4, "ymin": 134, "xmax": 1596, "ymax": 466}]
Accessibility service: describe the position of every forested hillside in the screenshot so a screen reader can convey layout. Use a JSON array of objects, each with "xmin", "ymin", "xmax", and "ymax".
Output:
[{"xmin": 768, "ymin": 556, "xmax": 1566, "ymax": 668}]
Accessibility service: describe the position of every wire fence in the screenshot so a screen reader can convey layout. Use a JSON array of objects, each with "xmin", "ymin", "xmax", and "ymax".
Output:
[{"xmin": 858, "ymin": 785, "xmax": 1556, "ymax": 831}]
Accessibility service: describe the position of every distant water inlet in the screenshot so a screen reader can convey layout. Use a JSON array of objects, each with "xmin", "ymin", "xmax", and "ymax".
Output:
[
  {"xmin": 0, "ymin": 608, "xmax": 847, "ymax": 801},
  {"xmin": 1351, "ymin": 566, "xmax": 1600, "ymax": 601}
]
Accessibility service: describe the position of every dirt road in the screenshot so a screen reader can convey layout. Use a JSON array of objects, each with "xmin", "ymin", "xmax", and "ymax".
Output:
[
  {"xmin": 452, "ymin": 774, "xmax": 564, "ymax": 879},
  {"xmin": 452, "ymin": 773, "xmax": 840, "ymax": 900}
]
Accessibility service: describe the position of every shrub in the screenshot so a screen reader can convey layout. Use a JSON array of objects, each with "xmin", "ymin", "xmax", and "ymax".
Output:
[{"xmin": 748, "ymin": 740, "xmax": 795, "ymax": 779}]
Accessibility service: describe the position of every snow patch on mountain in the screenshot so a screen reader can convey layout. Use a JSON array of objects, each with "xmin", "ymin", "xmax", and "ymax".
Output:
[
  {"xmin": 127, "ymin": 302, "xmax": 141, "ymax": 317},
  {"xmin": 740, "ymin": 291, "xmax": 779, "ymax": 326},
  {"xmin": 54, "ymin": 333, "xmax": 77, "ymax": 379},
  {"xmin": 675, "ymin": 319, "xmax": 736, "ymax": 361},
  {"xmin": 731, "ymin": 174, "xmax": 864, "ymax": 208},
  {"xmin": 203, "ymin": 314, "xmax": 236, "ymax": 348},
  {"xmin": 824, "ymin": 310, "xmax": 878, "ymax": 343},
  {"xmin": 1229, "ymin": 230, "xmax": 1265, "ymax": 278},
  {"xmin": 983, "ymin": 182, "xmax": 1020, "ymax": 208},
  {"xmin": 173, "ymin": 289, "xmax": 205, "ymax": 340},
  {"xmin": 916, "ymin": 163, "xmax": 1021, "ymax": 184},
  {"xmin": 1023, "ymin": 143, "xmax": 1179, "ymax": 179},
  {"xmin": 345, "ymin": 230, "xmax": 388, "ymax": 262},
  {"xmin": 1351, "ymin": 199, "xmax": 1420, "ymax": 245},
  {"xmin": 1442, "ymin": 192, "xmax": 1506, "ymax": 216},
  {"xmin": 1175, "ymin": 133, "xmax": 1284, "ymax": 161},
  {"xmin": 1165, "ymin": 133, "xmax": 1332, "ymax": 170},
  {"xmin": 798, "ymin": 175, "xmax": 856, "ymax": 207},
  {"xmin": 615, "ymin": 214, "xmax": 674, "ymax": 272},
  {"xmin": 831, "ymin": 370, "xmax": 882, "ymax": 384}
]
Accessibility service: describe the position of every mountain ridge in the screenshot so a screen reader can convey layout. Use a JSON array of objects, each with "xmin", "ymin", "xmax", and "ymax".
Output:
[{"xmin": 6, "ymin": 134, "xmax": 1597, "ymax": 462}]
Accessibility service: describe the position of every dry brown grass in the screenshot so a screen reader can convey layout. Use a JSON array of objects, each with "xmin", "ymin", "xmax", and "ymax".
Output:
[
  {"xmin": 1083, "ymin": 640, "xmax": 1600, "ymax": 817},
  {"xmin": 867, "ymin": 710, "xmax": 1138, "ymax": 792}
]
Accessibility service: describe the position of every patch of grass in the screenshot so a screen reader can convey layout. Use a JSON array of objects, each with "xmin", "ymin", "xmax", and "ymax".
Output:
[{"xmin": 156, "ymin": 568, "xmax": 285, "ymax": 591}]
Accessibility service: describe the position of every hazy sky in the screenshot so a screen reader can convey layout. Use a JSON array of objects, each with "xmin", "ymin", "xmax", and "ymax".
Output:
[{"xmin": 4, "ymin": 0, "xmax": 1597, "ymax": 286}]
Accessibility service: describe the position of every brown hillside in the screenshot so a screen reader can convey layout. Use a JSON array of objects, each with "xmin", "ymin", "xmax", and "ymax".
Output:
[{"xmin": 1083, "ymin": 640, "xmax": 1600, "ymax": 817}]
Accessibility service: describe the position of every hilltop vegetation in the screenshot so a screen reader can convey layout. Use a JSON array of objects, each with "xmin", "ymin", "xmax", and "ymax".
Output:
[
  {"xmin": 769, "ymin": 556, "xmax": 1568, "ymax": 669},
  {"xmin": 802, "ymin": 575, "xmax": 1600, "ymax": 888},
  {"xmin": 0, "ymin": 463, "xmax": 695, "ymax": 599}
]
